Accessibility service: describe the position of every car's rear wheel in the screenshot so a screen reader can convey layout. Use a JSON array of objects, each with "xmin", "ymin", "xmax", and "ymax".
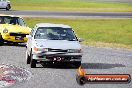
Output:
[
  {"xmin": 0, "ymin": 34, "xmax": 4, "ymax": 46},
  {"xmin": 26, "ymin": 50, "xmax": 31, "ymax": 64},
  {"xmin": 30, "ymin": 54, "xmax": 36, "ymax": 68},
  {"xmin": 6, "ymin": 4, "xmax": 11, "ymax": 11}
]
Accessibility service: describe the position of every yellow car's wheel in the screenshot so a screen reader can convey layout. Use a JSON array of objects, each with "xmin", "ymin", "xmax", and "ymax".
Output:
[{"xmin": 0, "ymin": 34, "xmax": 4, "ymax": 45}]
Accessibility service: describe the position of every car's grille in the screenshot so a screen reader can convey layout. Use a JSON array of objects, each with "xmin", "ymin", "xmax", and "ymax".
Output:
[
  {"xmin": 10, "ymin": 32, "xmax": 28, "ymax": 37},
  {"xmin": 48, "ymin": 49, "xmax": 68, "ymax": 52}
]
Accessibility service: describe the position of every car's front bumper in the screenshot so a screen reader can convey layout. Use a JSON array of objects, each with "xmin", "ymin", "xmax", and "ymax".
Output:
[
  {"xmin": 2, "ymin": 34, "xmax": 28, "ymax": 43},
  {"xmin": 33, "ymin": 52, "xmax": 82, "ymax": 62}
]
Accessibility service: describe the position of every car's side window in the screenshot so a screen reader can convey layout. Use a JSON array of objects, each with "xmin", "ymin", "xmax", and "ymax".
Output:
[{"xmin": 18, "ymin": 18, "xmax": 26, "ymax": 26}]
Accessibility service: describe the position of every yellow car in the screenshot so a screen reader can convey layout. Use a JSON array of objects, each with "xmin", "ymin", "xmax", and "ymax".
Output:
[{"xmin": 0, "ymin": 14, "xmax": 31, "ymax": 45}]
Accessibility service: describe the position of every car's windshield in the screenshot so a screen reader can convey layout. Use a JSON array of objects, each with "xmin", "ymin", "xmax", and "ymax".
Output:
[
  {"xmin": 34, "ymin": 27, "xmax": 77, "ymax": 41},
  {"xmin": 0, "ymin": 16, "xmax": 25, "ymax": 26}
]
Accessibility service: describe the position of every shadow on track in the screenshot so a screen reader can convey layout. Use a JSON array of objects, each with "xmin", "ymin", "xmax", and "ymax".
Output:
[
  {"xmin": 40, "ymin": 62, "xmax": 78, "ymax": 69},
  {"xmin": 81, "ymin": 63, "xmax": 126, "ymax": 69}
]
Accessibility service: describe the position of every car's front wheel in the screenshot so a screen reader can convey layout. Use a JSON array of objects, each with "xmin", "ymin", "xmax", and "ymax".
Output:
[
  {"xmin": 26, "ymin": 50, "xmax": 31, "ymax": 64},
  {"xmin": 30, "ymin": 54, "xmax": 36, "ymax": 68}
]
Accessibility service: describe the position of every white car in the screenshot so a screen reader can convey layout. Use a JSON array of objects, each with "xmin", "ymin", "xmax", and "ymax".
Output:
[
  {"xmin": 0, "ymin": 0, "xmax": 11, "ymax": 10},
  {"xmin": 26, "ymin": 23, "xmax": 83, "ymax": 68}
]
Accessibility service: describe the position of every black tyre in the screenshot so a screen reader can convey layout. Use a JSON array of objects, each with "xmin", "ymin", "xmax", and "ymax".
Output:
[
  {"xmin": 30, "ymin": 55, "xmax": 36, "ymax": 68},
  {"xmin": 0, "ymin": 34, "xmax": 4, "ymax": 46},
  {"xmin": 75, "ymin": 61, "xmax": 81, "ymax": 68},
  {"xmin": 76, "ymin": 75, "xmax": 86, "ymax": 85},
  {"xmin": 6, "ymin": 4, "xmax": 11, "ymax": 11},
  {"xmin": 26, "ymin": 50, "xmax": 31, "ymax": 64}
]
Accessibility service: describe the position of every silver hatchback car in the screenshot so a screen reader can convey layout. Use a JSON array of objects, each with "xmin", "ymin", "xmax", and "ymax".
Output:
[
  {"xmin": 0, "ymin": 0, "xmax": 11, "ymax": 10},
  {"xmin": 26, "ymin": 23, "xmax": 83, "ymax": 68}
]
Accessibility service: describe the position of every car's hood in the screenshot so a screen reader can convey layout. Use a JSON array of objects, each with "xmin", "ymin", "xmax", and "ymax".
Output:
[
  {"xmin": 0, "ymin": 24, "xmax": 31, "ymax": 33},
  {"xmin": 34, "ymin": 39, "xmax": 81, "ymax": 49}
]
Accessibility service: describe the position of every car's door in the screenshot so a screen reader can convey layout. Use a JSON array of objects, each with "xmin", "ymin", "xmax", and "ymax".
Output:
[
  {"xmin": 0, "ymin": 0, "xmax": 7, "ymax": 8},
  {"xmin": 27, "ymin": 27, "xmax": 35, "ymax": 53}
]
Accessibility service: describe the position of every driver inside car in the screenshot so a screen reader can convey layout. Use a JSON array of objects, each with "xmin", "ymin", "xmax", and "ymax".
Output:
[
  {"xmin": 0, "ymin": 18, "xmax": 5, "ymax": 24},
  {"xmin": 10, "ymin": 19, "xmax": 17, "ymax": 25}
]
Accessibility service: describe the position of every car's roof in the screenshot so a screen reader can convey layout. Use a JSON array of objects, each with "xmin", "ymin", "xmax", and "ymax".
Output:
[
  {"xmin": 36, "ymin": 23, "xmax": 72, "ymax": 28},
  {"xmin": 0, "ymin": 14, "xmax": 21, "ymax": 18}
]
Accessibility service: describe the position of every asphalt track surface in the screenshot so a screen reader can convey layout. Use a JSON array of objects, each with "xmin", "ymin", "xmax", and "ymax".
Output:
[
  {"xmin": 0, "ymin": 10, "xmax": 132, "ymax": 18},
  {"xmin": 0, "ymin": 44, "xmax": 132, "ymax": 88}
]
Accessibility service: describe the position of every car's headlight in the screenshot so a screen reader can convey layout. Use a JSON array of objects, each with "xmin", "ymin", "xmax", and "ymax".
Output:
[
  {"xmin": 68, "ymin": 49, "xmax": 82, "ymax": 53},
  {"xmin": 3, "ymin": 28, "xmax": 8, "ymax": 33},
  {"xmin": 33, "ymin": 47, "xmax": 48, "ymax": 53}
]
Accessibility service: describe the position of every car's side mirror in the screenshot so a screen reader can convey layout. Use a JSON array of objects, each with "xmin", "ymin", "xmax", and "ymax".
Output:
[
  {"xmin": 78, "ymin": 38, "xmax": 84, "ymax": 42},
  {"xmin": 26, "ymin": 35, "xmax": 31, "ymax": 39}
]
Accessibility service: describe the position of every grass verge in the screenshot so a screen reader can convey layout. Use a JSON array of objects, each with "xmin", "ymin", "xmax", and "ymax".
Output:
[
  {"xmin": 11, "ymin": 0, "xmax": 132, "ymax": 12},
  {"xmin": 24, "ymin": 17, "xmax": 132, "ymax": 49}
]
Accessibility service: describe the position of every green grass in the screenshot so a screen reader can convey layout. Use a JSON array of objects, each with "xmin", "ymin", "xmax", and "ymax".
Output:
[
  {"xmin": 11, "ymin": 0, "xmax": 132, "ymax": 12},
  {"xmin": 24, "ymin": 17, "xmax": 132, "ymax": 49}
]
